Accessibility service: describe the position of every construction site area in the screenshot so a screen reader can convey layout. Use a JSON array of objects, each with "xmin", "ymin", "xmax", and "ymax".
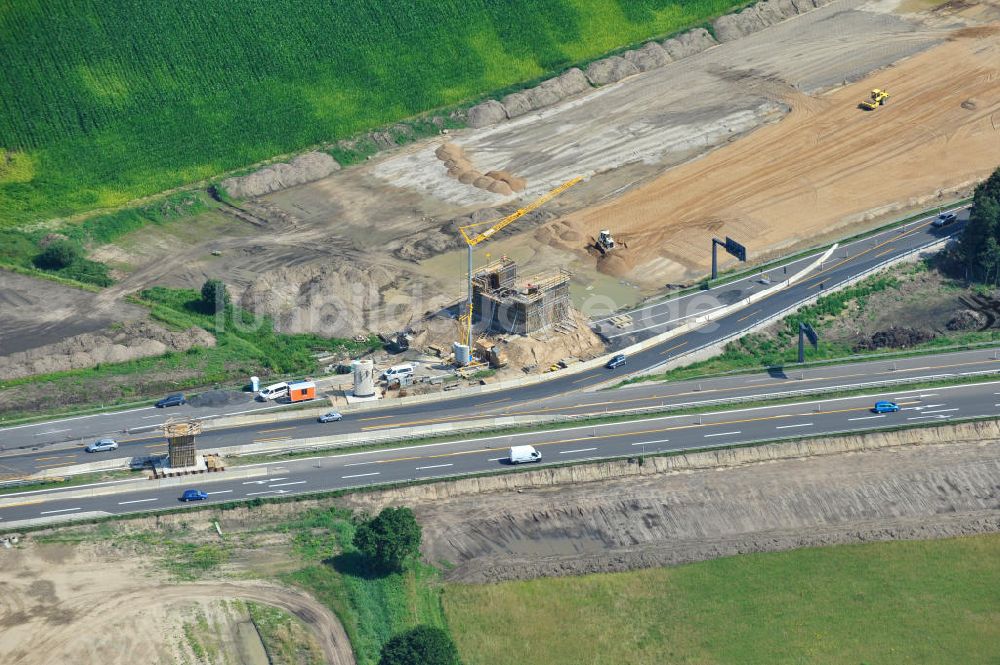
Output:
[{"xmin": 3, "ymin": 0, "xmax": 999, "ymax": 385}]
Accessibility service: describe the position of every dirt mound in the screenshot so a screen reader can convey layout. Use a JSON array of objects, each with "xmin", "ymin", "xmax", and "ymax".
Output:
[
  {"xmin": 623, "ymin": 42, "xmax": 672, "ymax": 72},
  {"xmin": 500, "ymin": 309, "xmax": 604, "ymax": 371},
  {"xmin": 661, "ymin": 27, "xmax": 717, "ymax": 59},
  {"xmin": 467, "ymin": 99, "xmax": 507, "ymax": 128},
  {"xmin": 595, "ymin": 252, "xmax": 633, "ymax": 278},
  {"xmin": 961, "ymin": 98, "xmax": 979, "ymax": 110},
  {"xmin": 221, "ymin": 152, "xmax": 340, "ymax": 199},
  {"xmin": 946, "ymin": 308, "xmax": 988, "ymax": 331},
  {"xmin": 950, "ymin": 25, "xmax": 1000, "ymax": 39},
  {"xmin": 380, "ymin": 434, "xmax": 1000, "ymax": 583},
  {"xmin": 186, "ymin": 389, "xmax": 254, "ymax": 408},
  {"xmin": 0, "ymin": 321, "xmax": 215, "ymax": 380},
  {"xmin": 713, "ymin": 0, "xmax": 816, "ymax": 42},
  {"xmin": 585, "ymin": 55, "xmax": 640, "ymax": 86},
  {"xmin": 433, "ymin": 142, "xmax": 526, "ymax": 195},
  {"xmin": 854, "ymin": 326, "xmax": 935, "ymax": 351}
]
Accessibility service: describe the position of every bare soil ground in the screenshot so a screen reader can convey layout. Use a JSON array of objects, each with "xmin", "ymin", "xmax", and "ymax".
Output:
[
  {"xmin": 407, "ymin": 438, "xmax": 1000, "ymax": 583},
  {"xmin": 0, "ymin": 539, "xmax": 354, "ymax": 665},
  {"xmin": 70, "ymin": 0, "xmax": 996, "ymax": 341}
]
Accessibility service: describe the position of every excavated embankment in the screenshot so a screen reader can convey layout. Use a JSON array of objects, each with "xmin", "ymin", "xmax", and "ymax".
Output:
[{"xmin": 340, "ymin": 420, "xmax": 1000, "ymax": 583}]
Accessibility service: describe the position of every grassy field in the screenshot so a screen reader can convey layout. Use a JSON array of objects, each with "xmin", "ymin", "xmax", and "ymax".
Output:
[
  {"xmin": 0, "ymin": 0, "xmax": 744, "ymax": 226},
  {"xmin": 443, "ymin": 534, "xmax": 1000, "ymax": 665}
]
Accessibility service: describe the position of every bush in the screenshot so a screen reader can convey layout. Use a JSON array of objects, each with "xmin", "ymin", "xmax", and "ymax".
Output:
[
  {"xmin": 353, "ymin": 507, "xmax": 422, "ymax": 573},
  {"xmin": 34, "ymin": 239, "xmax": 80, "ymax": 270},
  {"xmin": 378, "ymin": 626, "xmax": 462, "ymax": 665},
  {"xmin": 200, "ymin": 279, "xmax": 230, "ymax": 313}
]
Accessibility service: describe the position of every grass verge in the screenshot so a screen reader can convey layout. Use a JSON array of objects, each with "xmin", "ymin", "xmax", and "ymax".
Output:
[{"xmin": 443, "ymin": 533, "xmax": 1000, "ymax": 665}]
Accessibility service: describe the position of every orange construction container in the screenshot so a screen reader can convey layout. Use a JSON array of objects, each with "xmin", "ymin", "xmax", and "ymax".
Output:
[{"xmin": 288, "ymin": 381, "xmax": 316, "ymax": 403}]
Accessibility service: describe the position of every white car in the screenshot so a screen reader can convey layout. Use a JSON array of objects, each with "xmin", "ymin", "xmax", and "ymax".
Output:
[{"xmin": 85, "ymin": 438, "xmax": 118, "ymax": 453}]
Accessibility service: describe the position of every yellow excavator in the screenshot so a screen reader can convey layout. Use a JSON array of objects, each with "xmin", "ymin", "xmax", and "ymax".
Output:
[{"xmin": 859, "ymin": 89, "xmax": 890, "ymax": 111}]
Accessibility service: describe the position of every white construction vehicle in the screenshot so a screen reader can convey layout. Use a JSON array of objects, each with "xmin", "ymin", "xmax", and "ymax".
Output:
[{"xmin": 596, "ymin": 229, "xmax": 616, "ymax": 254}]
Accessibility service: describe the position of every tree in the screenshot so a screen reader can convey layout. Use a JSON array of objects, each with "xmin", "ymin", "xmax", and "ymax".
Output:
[
  {"xmin": 956, "ymin": 166, "xmax": 1000, "ymax": 283},
  {"xmin": 200, "ymin": 278, "xmax": 230, "ymax": 313},
  {"xmin": 378, "ymin": 626, "xmax": 461, "ymax": 665},
  {"xmin": 353, "ymin": 506, "xmax": 421, "ymax": 572},
  {"xmin": 34, "ymin": 239, "xmax": 81, "ymax": 270}
]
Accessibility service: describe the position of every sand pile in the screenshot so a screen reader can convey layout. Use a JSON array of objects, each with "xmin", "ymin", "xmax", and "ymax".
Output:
[
  {"xmin": 434, "ymin": 143, "xmax": 526, "ymax": 196},
  {"xmin": 500, "ymin": 309, "xmax": 604, "ymax": 371},
  {"xmin": 221, "ymin": 151, "xmax": 340, "ymax": 199}
]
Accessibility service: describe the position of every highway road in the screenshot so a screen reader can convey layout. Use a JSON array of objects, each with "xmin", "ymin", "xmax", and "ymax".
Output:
[
  {"xmin": 0, "ymin": 205, "xmax": 969, "ymax": 475},
  {"xmin": 3, "ymin": 377, "xmax": 998, "ymax": 529}
]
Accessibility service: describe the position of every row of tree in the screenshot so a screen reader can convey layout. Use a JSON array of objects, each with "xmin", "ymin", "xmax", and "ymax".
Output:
[
  {"xmin": 952, "ymin": 167, "xmax": 1000, "ymax": 283},
  {"xmin": 352, "ymin": 507, "xmax": 462, "ymax": 665}
]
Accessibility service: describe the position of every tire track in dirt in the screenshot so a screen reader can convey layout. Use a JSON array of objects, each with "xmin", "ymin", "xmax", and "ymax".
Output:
[{"xmin": 2, "ymin": 581, "xmax": 355, "ymax": 665}]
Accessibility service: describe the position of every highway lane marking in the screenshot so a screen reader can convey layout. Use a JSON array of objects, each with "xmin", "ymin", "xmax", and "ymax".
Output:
[
  {"xmin": 848, "ymin": 415, "xmax": 884, "ymax": 421},
  {"xmin": 487, "ymin": 457, "xmax": 506, "ymax": 461},
  {"xmin": 572, "ymin": 375, "xmax": 596, "ymax": 385},
  {"xmin": 415, "ymin": 463, "xmax": 453, "ymax": 470},
  {"xmin": 34, "ymin": 429, "xmax": 70, "ymax": 436},
  {"xmin": 253, "ymin": 436, "xmax": 291, "ymax": 443},
  {"xmin": 377, "ymin": 400, "xmax": 925, "ymax": 465},
  {"xmin": 207, "ymin": 490, "xmax": 233, "ymax": 495},
  {"xmin": 660, "ymin": 341, "xmax": 688, "ymax": 356},
  {"xmin": 775, "ymin": 423, "xmax": 813, "ymax": 429},
  {"xmin": 478, "ymin": 397, "xmax": 511, "ymax": 406},
  {"xmin": 243, "ymin": 477, "xmax": 287, "ymax": 484},
  {"xmin": 501, "ymin": 357, "xmax": 997, "ymax": 419},
  {"xmin": 118, "ymin": 498, "xmax": 158, "ymax": 505},
  {"xmin": 40, "ymin": 507, "xmax": 81, "ymax": 515},
  {"xmin": 922, "ymin": 408, "xmax": 958, "ymax": 414},
  {"xmin": 34, "ymin": 456, "xmax": 72, "ymax": 462},
  {"xmin": 704, "ymin": 431, "xmax": 740, "ymax": 438},
  {"xmin": 141, "ymin": 415, "xmax": 162, "ymax": 419},
  {"xmin": 874, "ymin": 248, "xmax": 895, "ymax": 258},
  {"xmin": 343, "ymin": 461, "xmax": 376, "ymax": 467},
  {"xmin": 802, "ymin": 221, "xmax": 931, "ymax": 288},
  {"xmin": 907, "ymin": 415, "xmax": 952, "ymax": 421},
  {"xmin": 246, "ymin": 490, "xmax": 281, "ymax": 496},
  {"xmin": 342, "ymin": 472, "xmax": 380, "ymax": 479},
  {"xmin": 632, "ymin": 438, "xmax": 670, "ymax": 446},
  {"xmin": 0, "ymin": 406, "xmax": 153, "ymax": 432},
  {"xmin": 359, "ymin": 415, "xmax": 396, "ymax": 422},
  {"xmin": 560, "ymin": 448, "xmax": 597, "ymax": 454},
  {"xmin": 259, "ymin": 427, "xmax": 296, "ymax": 434},
  {"xmin": 736, "ymin": 309, "xmax": 761, "ymax": 323},
  {"xmin": 269, "ymin": 481, "xmax": 306, "ymax": 488}
]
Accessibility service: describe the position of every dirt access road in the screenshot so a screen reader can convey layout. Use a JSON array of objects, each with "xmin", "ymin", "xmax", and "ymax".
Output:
[{"xmin": 0, "ymin": 543, "xmax": 354, "ymax": 665}]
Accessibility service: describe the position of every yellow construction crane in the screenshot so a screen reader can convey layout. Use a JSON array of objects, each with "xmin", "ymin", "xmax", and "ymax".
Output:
[{"xmin": 455, "ymin": 176, "xmax": 583, "ymax": 356}]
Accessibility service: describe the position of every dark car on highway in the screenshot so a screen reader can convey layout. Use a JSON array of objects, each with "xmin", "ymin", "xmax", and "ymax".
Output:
[
  {"xmin": 180, "ymin": 489, "xmax": 208, "ymax": 502},
  {"xmin": 155, "ymin": 393, "xmax": 186, "ymax": 408},
  {"xmin": 932, "ymin": 212, "xmax": 957, "ymax": 228},
  {"xmin": 606, "ymin": 354, "xmax": 627, "ymax": 369}
]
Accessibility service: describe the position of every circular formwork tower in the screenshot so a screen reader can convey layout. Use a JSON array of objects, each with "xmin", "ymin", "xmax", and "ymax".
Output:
[{"xmin": 163, "ymin": 419, "xmax": 202, "ymax": 469}]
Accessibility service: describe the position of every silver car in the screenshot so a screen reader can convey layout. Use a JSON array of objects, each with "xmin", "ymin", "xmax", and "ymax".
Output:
[{"xmin": 85, "ymin": 438, "xmax": 118, "ymax": 453}]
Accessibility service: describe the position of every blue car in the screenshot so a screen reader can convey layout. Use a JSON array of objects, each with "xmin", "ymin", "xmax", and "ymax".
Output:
[
  {"xmin": 180, "ymin": 489, "xmax": 209, "ymax": 502},
  {"xmin": 872, "ymin": 400, "xmax": 900, "ymax": 414}
]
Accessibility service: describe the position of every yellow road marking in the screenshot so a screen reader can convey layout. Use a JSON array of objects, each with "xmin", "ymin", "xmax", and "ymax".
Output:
[
  {"xmin": 33, "ymin": 456, "xmax": 71, "ymax": 462},
  {"xmin": 253, "ymin": 436, "xmax": 291, "ymax": 443},
  {"xmin": 572, "ymin": 375, "xmax": 595, "ymax": 385},
  {"xmin": 359, "ymin": 415, "xmax": 396, "ymax": 422},
  {"xmin": 0, "ymin": 499, "xmax": 45, "ymax": 510},
  {"xmin": 802, "ymin": 222, "xmax": 929, "ymax": 289},
  {"xmin": 736, "ymin": 308, "xmax": 761, "ymax": 322},
  {"xmin": 874, "ymin": 247, "xmax": 895, "ymax": 258},
  {"xmin": 660, "ymin": 341, "xmax": 688, "ymax": 356},
  {"xmin": 259, "ymin": 427, "xmax": 295, "ymax": 434},
  {"xmin": 478, "ymin": 397, "xmax": 511, "ymax": 406}
]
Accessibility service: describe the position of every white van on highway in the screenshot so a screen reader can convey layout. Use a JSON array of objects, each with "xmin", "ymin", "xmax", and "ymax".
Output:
[
  {"xmin": 257, "ymin": 381, "xmax": 289, "ymax": 401},
  {"xmin": 509, "ymin": 445, "xmax": 542, "ymax": 464}
]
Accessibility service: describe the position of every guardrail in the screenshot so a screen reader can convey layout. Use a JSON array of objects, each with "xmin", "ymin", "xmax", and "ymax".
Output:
[{"xmin": 634, "ymin": 234, "xmax": 950, "ymax": 377}]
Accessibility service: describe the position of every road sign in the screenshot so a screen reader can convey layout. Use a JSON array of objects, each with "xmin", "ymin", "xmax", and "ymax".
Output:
[{"xmin": 724, "ymin": 237, "xmax": 747, "ymax": 262}]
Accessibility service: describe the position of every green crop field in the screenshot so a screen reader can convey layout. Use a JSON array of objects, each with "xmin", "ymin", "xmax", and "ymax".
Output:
[
  {"xmin": 443, "ymin": 534, "xmax": 1000, "ymax": 665},
  {"xmin": 0, "ymin": 0, "xmax": 743, "ymax": 227}
]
